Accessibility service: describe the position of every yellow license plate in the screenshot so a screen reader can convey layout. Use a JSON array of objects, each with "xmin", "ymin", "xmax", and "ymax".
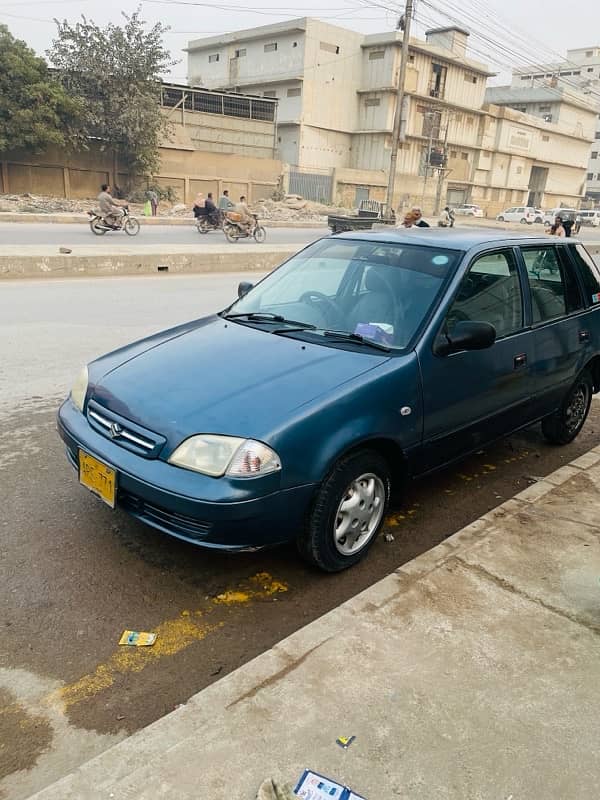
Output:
[{"xmin": 79, "ymin": 450, "xmax": 116, "ymax": 508}]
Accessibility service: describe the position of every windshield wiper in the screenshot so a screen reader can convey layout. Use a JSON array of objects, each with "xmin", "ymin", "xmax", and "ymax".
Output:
[
  {"xmin": 322, "ymin": 330, "xmax": 391, "ymax": 352},
  {"xmin": 224, "ymin": 312, "xmax": 285, "ymax": 322}
]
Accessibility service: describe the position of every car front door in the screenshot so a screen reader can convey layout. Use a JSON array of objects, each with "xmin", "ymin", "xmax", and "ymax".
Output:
[
  {"xmin": 416, "ymin": 247, "xmax": 536, "ymax": 473},
  {"xmin": 518, "ymin": 244, "xmax": 589, "ymax": 417}
]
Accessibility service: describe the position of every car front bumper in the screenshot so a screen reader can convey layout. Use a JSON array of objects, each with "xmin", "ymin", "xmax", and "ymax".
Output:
[{"xmin": 57, "ymin": 400, "xmax": 315, "ymax": 551}]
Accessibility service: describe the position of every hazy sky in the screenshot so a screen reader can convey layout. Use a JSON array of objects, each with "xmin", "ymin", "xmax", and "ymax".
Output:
[{"xmin": 2, "ymin": 0, "xmax": 600, "ymax": 85}]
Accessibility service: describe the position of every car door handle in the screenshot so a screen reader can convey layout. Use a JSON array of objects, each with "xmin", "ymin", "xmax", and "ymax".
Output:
[
  {"xmin": 514, "ymin": 353, "xmax": 527, "ymax": 369},
  {"xmin": 579, "ymin": 330, "xmax": 590, "ymax": 342}
]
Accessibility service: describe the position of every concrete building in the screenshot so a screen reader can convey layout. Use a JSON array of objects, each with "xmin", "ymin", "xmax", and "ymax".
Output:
[
  {"xmin": 186, "ymin": 19, "xmax": 593, "ymax": 213},
  {"xmin": 508, "ymin": 47, "xmax": 600, "ymax": 202}
]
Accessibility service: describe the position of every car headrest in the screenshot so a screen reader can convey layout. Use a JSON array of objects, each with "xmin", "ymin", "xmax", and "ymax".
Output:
[{"xmin": 365, "ymin": 267, "xmax": 392, "ymax": 293}]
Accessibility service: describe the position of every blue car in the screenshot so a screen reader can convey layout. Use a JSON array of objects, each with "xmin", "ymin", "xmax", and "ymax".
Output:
[{"xmin": 58, "ymin": 229, "xmax": 600, "ymax": 571}]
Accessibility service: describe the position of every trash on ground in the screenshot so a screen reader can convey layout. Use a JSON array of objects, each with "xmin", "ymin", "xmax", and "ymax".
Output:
[
  {"xmin": 59, "ymin": 247, "xmax": 72, "ymax": 254},
  {"xmin": 384, "ymin": 533, "xmax": 395, "ymax": 543},
  {"xmin": 294, "ymin": 769, "xmax": 366, "ymax": 799},
  {"xmin": 336, "ymin": 735, "xmax": 356, "ymax": 749},
  {"xmin": 116, "ymin": 714, "xmax": 125, "ymax": 720},
  {"xmin": 210, "ymin": 665, "xmax": 223, "ymax": 676},
  {"xmin": 256, "ymin": 778, "xmax": 298, "ymax": 799},
  {"xmin": 118, "ymin": 630, "xmax": 157, "ymax": 647}
]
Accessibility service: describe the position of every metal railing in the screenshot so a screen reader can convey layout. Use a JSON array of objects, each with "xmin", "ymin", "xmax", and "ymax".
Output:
[{"xmin": 160, "ymin": 84, "xmax": 277, "ymax": 123}]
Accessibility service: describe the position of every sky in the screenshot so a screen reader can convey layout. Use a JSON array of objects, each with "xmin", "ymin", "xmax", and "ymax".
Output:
[{"xmin": 2, "ymin": 0, "xmax": 600, "ymax": 86}]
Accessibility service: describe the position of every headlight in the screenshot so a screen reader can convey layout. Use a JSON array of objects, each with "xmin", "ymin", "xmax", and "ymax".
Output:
[
  {"xmin": 70, "ymin": 366, "xmax": 89, "ymax": 412},
  {"xmin": 168, "ymin": 435, "xmax": 281, "ymax": 478}
]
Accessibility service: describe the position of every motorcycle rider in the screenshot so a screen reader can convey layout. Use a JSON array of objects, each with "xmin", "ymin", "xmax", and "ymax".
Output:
[
  {"xmin": 98, "ymin": 184, "xmax": 124, "ymax": 228},
  {"xmin": 205, "ymin": 192, "xmax": 220, "ymax": 225},
  {"xmin": 235, "ymin": 195, "xmax": 254, "ymax": 234},
  {"xmin": 219, "ymin": 189, "xmax": 235, "ymax": 211},
  {"xmin": 193, "ymin": 192, "xmax": 206, "ymax": 219}
]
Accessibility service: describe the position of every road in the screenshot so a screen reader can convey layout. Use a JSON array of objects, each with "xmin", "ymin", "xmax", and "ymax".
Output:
[
  {"xmin": 0, "ymin": 222, "xmax": 326, "ymax": 248},
  {"xmin": 2, "ymin": 273, "xmax": 600, "ymax": 798}
]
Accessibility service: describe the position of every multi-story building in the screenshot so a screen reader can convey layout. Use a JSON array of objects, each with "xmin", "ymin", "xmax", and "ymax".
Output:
[
  {"xmin": 186, "ymin": 19, "xmax": 594, "ymax": 213},
  {"xmin": 507, "ymin": 46, "xmax": 600, "ymax": 202}
]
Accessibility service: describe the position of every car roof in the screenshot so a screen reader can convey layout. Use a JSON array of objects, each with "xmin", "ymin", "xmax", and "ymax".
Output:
[{"xmin": 334, "ymin": 227, "xmax": 579, "ymax": 252}]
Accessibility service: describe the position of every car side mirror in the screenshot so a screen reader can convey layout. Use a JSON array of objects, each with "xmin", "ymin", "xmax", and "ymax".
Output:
[
  {"xmin": 435, "ymin": 321, "xmax": 496, "ymax": 356},
  {"xmin": 238, "ymin": 281, "xmax": 253, "ymax": 298}
]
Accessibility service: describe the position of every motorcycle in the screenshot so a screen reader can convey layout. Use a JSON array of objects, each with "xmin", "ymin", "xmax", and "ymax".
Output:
[
  {"xmin": 223, "ymin": 212, "xmax": 266, "ymax": 243},
  {"xmin": 88, "ymin": 205, "xmax": 140, "ymax": 236},
  {"xmin": 196, "ymin": 212, "xmax": 223, "ymax": 234}
]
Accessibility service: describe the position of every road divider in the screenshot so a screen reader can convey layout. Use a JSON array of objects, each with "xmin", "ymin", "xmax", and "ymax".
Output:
[{"xmin": 0, "ymin": 244, "xmax": 299, "ymax": 280}]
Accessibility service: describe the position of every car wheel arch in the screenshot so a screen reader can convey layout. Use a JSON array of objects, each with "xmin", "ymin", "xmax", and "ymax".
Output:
[
  {"xmin": 317, "ymin": 436, "xmax": 409, "ymax": 490},
  {"xmin": 584, "ymin": 355, "xmax": 600, "ymax": 393}
]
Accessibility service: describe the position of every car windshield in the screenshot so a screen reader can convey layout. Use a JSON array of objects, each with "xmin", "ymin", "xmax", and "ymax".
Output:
[{"xmin": 226, "ymin": 237, "xmax": 462, "ymax": 350}]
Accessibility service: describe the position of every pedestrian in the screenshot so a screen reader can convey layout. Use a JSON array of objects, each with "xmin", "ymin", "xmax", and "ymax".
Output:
[
  {"xmin": 411, "ymin": 206, "xmax": 430, "ymax": 227},
  {"xmin": 549, "ymin": 216, "xmax": 566, "ymax": 237},
  {"xmin": 400, "ymin": 211, "xmax": 418, "ymax": 228},
  {"xmin": 438, "ymin": 206, "xmax": 452, "ymax": 227},
  {"xmin": 146, "ymin": 188, "xmax": 158, "ymax": 217},
  {"xmin": 574, "ymin": 213, "xmax": 582, "ymax": 235},
  {"xmin": 219, "ymin": 189, "xmax": 234, "ymax": 211},
  {"xmin": 562, "ymin": 215, "xmax": 574, "ymax": 237}
]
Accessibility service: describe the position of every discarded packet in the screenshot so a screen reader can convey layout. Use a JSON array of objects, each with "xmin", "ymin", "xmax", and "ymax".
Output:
[
  {"xmin": 336, "ymin": 735, "xmax": 356, "ymax": 749},
  {"xmin": 118, "ymin": 630, "xmax": 157, "ymax": 647}
]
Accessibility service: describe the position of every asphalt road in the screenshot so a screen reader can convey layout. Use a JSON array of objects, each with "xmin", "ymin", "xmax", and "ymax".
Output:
[
  {"xmin": 2, "ymin": 273, "xmax": 600, "ymax": 798},
  {"xmin": 0, "ymin": 222, "xmax": 326, "ymax": 248}
]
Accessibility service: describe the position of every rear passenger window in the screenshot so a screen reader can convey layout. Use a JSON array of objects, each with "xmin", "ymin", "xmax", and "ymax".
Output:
[
  {"xmin": 446, "ymin": 250, "xmax": 523, "ymax": 339},
  {"xmin": 521, "ymin": 247, "xmax": 583, "ymax": 323},
  {"xmin": 570, "ymin": 244, "xmax": 600, "ymax": 306}
]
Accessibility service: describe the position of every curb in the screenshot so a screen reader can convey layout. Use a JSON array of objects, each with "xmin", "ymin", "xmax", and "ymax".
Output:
[
  {"xmin": 24, "ymin": 444, "xmax": 600, "ymax": 799},
  {"xmin": 0, "ymin": 246, "xmax": 298, "ymax": 280}
]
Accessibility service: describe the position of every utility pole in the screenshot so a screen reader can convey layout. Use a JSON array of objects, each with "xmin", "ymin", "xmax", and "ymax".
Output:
[
  {"xmin": 434, "ymin": 111, "xmax": 451, "ymax": 214},
  {"xmin": 385, "ymin": 0, "xmax": 413, "ymax": 219},
  {"xmin": 420, "ymin": 112, "xmax": 436, "ymax": 207}
]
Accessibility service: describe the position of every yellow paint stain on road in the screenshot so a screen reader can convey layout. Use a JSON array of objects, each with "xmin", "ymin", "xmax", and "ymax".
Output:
[{"xmin": 48, "ymin": 572, "xmax": 288, "ymax": 711}]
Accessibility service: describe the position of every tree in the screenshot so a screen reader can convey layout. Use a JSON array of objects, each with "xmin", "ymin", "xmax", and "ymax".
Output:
[
  {"xmin": 48, "ymin": 7, "xmax": 176, "ymax": 183},
  {"xmin": 0, "ymin": 25, "xmax": 81, "ymax": 154}
]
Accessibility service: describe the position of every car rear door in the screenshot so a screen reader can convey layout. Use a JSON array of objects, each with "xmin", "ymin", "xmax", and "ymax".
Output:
[
  {"xmin": 517, "ymin": 243, "xmax": 589, "ymax": 417},
  {"xmin": 416, "ymin": 247, "xmax": 536, "ymax": 472}
]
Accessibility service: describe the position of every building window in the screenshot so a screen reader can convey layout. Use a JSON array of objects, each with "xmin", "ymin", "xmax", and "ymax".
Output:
[
  {"xmin": 430, "ymin": 62, "xmax": 447, "ymax": 99},
  {"xmin": 520, "ymin": 75, "xmax": 531, "ymax": 81},
  {"xmin": 450, "ymin": 150, "xmax": 458, "ymax": 158},
  {"xmin": 409, "ymin": 54, "xmax": 415, "ymax": 62},
  {"xmin": 320, "ymin": 42, "xmax": 340, "ymax": 54},
  {"xmin": 461, "ymin": 152, "xmax": 469, "ymax": 160},
  {"xmin": 466, "ymin": 116, "xmax": 474, "ymax": 125},
  {"xmin": 513, "ymin": 106, "xmax": 527, "ymax": 112},
  {"xmin": 586, "ymin": 50, "xmax": 594, "ymax": 57},
  {"xmin": 464, "ymin": 71, "xmax": 478, "ymax": 84},
  {"xmin": 454, "ymin": 113, "xmax": 463, "ymax": 122},
  {"xmin": 264, "ymin": 42, "xmax": 278, "ymax": 52},
  {"xmin": 516, "ymin": 166, "xmax": 523, "ymax": 174},
  {"xmin": 588, "ymin": 67, "xmax": 595, "ymax": 72},
  {"xmin": 573, "ymin": 71, "xmax": 581, "ymax": 75},
  {"xmin": 287, "ymin": 87, "xmax": 301, "ymax": 97},
  {"xmin": 560, "ymin": 71, "xmax": 572, "ymax": 76},
  {"xmin": 369, "ymin": 50, "xmax": 385, "ymax": 60},
  {"xmin": 588, "ymin": 173, "xmax": 594, "ymax": 180},
  {"xmin": 542, "ymin": 135, "xmax": 550, "ymax": 141},
  {"xmin": 364, "ymin": 97, "xmax": 381, "ymax": 106},
  {"xmin": 293, "ymin": 41, "xmax": 298, "ymax": 47},
  {"xmin": 592, "ymin": 152, "xmax": 598, "ymax": 159},
  {"xmin": 208, "ymin": 53, "xmax": 220, "ymax": 63},
  {"xmin": 234, "ymin": 48, "xmax": 246, "ymax": 58},
  {"xmin": 263, "ymin": 90, "xmax": 277, "ymax": 98},
  {"xmin": 538, "ymin": 104, "xmax": 551, "ymax": 112}
]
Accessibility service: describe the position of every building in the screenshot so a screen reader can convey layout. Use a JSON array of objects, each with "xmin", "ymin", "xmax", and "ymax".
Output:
[
  {"xmin": 187, "ymin": 19, "xmax": 593, "ymax": 213},
  {"xmin": 509, "ymin": 47, "xmax": 600, "ymax": 202}
]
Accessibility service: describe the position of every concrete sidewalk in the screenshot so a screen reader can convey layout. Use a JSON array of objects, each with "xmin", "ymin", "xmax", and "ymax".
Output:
[
  {"xmin": 28, "ymin": 447, "xmax": 600, "ymax": 800},
  {"xmin": 0, "ymin": 212, "xmax": 326, "ymax": 229}
]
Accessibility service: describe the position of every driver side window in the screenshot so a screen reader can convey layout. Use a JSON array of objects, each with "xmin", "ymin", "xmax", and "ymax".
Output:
[{"xmin": 446, "ymin": 250, "xmax": 523, "ymax": 339}]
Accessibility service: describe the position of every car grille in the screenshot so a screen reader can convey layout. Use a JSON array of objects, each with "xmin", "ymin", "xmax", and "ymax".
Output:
[
  {"xmin": 87, "ymin": 400, "xmax": 165, "ymax": 458},
  {"xmin": 119, "ymin": 490, "xmax": 213, "ymax": 540}
]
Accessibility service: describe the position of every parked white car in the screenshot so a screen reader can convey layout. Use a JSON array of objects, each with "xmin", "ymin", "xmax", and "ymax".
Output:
[
  {"xmin": 579, "ymin": 210, "xmax": 600, "ymax": 227},
  {"xmin": 543, "ymin": 208, "xmax": 578, "ymax": 225},
  {"xmin": 454, "ymin": 204, "xmax": 484, "ymax": 218},
  {"xmin": 495, "ymin": 206, "xmax": 537, "ymax": 224}
]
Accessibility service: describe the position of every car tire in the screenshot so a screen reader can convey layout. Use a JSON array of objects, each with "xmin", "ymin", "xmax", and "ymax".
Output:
[
  {"xmin": 535, "ymin": 217, "xmax": 543, "ymax": 224},
  {"xmin": 497, "ymin": 216, "xmax": 504, "ymax": 222},
  {"xmin": 520, "ymin": 218, "xmax": 528, "ymax": 224},
  {"xmin": 297, "ymin": 449, "xmax": 391, "ymax": 572},
  {"xmin": 541, "ymin": 369, "xmax": 593, "ymax": 445}
]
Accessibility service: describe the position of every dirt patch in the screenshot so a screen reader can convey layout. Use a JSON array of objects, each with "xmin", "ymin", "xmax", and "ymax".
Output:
[{"xmin": 0, "ymin": 688, "xmax": 53, "ymax": 780}]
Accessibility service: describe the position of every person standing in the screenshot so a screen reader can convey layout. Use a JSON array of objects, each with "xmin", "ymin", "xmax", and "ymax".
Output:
[
  {"xmin": 550, "ymin": 216, "xmax": 566, "ymax": 237},
  {"xmin": 147, "ymin": 189, "xmax": 158, "ymax": 217},
  {"xmin": 438, "ymin": 206, "xmax": 451, "ymax": 227},
  {"xmin": 411, "ymin": 206, "xmax": 430, "ymax": 227},
  {"xmin": 400, "ymin": 211, "xmax": 418, "ymax": 228},
  {"xmin": 562, "ymin": 215, "xmax": 574, "ymax": 237},
  {"xmin": 574, "ymin": 213, "xmax": 582, "ymax": 235}
]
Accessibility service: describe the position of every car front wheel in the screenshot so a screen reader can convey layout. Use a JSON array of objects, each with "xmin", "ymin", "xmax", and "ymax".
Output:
[
  {"xmin": 298, "ymin": 450, "xmax": 391, "ymax": 572},
  {"xmin": 542, "ymin": 369, "xmax": 593, "ymax": 445},
  {"xmin": 497, "ymin": 216, "xmax": 504, "ymax": 222}
]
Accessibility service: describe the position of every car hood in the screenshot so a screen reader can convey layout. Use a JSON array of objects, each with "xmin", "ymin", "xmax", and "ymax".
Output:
[{"xmin": 90, "ymin": 315, "xmax": 389, "ymax": 446}]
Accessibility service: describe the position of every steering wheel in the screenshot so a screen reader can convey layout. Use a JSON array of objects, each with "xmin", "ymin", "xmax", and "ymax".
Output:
[{"xmin": 299, "ymin": 291, "xmax": 343, "ymax": 326}]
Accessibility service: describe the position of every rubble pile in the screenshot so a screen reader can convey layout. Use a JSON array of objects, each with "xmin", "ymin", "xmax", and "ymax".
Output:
[{"xmin": 0, "ymin": 192, "xmax": 343, "ymax": 222}]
